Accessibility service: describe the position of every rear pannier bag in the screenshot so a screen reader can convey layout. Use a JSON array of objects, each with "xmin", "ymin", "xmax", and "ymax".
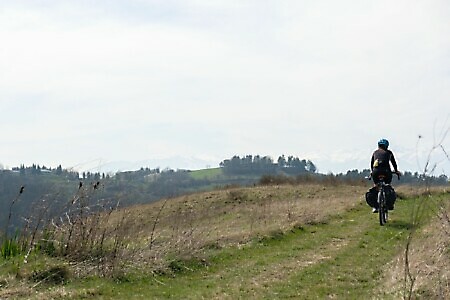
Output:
[
  {"xmin": 384, "ymin": 185, "xmax": 397, "ymax": 209},
  {"xmin": 365, "ymin": 187, "xmax": 378, "ymax": 208},
  {"xmin": 365, "ymin": 186, "xmax": 397, "ymax": 209}
]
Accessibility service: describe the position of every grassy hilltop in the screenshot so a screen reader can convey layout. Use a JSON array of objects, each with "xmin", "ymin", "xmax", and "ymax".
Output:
[{"xmin": 0, "ymin": 180, "xmax": 448, "ymax": 299}]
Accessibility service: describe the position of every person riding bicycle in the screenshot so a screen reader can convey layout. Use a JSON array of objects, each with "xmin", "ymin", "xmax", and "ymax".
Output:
[
  {"xmin": 367, "ymin": 139, "xmax": 401, "ymax": 212},
  {"xmin": 371, "ymin": 139, "xmax": 400, "ymax": 184}
]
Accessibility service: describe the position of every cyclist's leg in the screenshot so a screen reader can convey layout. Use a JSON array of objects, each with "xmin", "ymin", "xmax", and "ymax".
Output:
[
  {"xmin": 385, "ymin": 172, "xmax": 393, "ymax": 184},
  {"xmin": 371, "ymin": 169, "xmax": 382, "ymax": 212},
  {"xmin": 372, "ymin": 168, "xmax": 382, "ymax": 184}
]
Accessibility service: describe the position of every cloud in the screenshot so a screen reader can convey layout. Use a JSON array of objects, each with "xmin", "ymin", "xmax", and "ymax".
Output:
[{"xmin": 0, "ymin": 1, "xmax": 449, "ymax": 173}]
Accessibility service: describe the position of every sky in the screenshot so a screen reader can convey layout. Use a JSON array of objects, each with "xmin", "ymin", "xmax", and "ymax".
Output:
[{"xmin": 1, "ymin": 0, "xmax": 449, "ymax": 175}]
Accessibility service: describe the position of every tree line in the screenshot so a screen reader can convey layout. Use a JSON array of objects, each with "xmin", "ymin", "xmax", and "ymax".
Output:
[
  {"xmin": 219, "ymin": 155, "xmax": 317, "ymax": 175},
  {"xmin": 341, "ymin": 169, "xmax": 449, "ymax": 185},
  {"xmin": 0, "ymin": 160, "xmax": 447, "ymax": 234},
  {"xmin": 12, "ymin": 164, "xmax": 80, "ymax": 179}
]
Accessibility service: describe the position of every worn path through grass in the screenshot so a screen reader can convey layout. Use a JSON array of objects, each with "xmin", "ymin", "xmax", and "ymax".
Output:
[
  {"xmin": 61, "ymin": 197, "xmax": 417, "ymax": 299},
  {"xmin": 147, "ymin": 202, "xmax": 411, "ymax": 299}
]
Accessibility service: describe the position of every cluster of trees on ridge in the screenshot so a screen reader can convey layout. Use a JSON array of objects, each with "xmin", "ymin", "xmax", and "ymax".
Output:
[
  {"xmin": 220, "ymin": 155, "xmax": 317, "ymax": 175},
  {"xmin": 11, "ymin": 164, "xmax": 108, "ymax": 180}
]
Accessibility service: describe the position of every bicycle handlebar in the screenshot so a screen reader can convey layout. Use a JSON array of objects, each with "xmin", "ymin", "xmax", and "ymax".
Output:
[{"xmin": 366, "ymin": 171, "xmax": 400, "ymax": 181}]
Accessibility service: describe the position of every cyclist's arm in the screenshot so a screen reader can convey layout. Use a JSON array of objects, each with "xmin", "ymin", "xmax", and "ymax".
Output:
[
  {"xmin": 390, "ymin": 151, "xmax": 399, "ymax": 172},
  {"xmin": 370, "ymin": 153, "xmax": 375, "ymax": 171}
]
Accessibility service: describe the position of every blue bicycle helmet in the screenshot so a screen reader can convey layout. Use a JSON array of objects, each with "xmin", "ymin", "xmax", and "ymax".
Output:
[{"xmin": 378, "ymin": 138, "xmax": 389, "ymax": 149}]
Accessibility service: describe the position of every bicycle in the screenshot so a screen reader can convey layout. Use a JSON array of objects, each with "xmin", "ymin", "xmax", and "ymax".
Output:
[{"xmin": 367, "ymin": 172, "xmax": 400, "ymax": 226}]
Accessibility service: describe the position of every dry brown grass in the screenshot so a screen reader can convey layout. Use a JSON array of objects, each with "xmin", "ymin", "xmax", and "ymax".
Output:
[
  {"xmin": 0, "ymin": 283, "xmax": 100, "ymax": 300},
  {"xmin": 396, "ymin": 185, "xmax": 449, "ymax": 198},
  {"xmin": 380, "ymin": 191, "xmax": 450, "ymax": 299},
  {"xmin": 4, "ymin": 182, "xmax": 368, "ymax": 289},
  {"xmin": 111, "ymin": 183, "xmax": 368, "ymax": 272}
]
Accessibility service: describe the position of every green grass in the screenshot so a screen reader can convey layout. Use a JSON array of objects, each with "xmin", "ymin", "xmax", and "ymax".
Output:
[
  {"xmin": 137, "ymin": 201, "xmax": 413, "ymax": 299},
  {"xmin": 189, "ymin": 168, "xmax": 260, "ymax": 184},
  {"xmin": 189, "ymin": 168, "xmax": 223, "ymax": 180},
  {"xmin": 17, "ymin": 196, "xmax": 431, "ymax": 299},
  {"xmin": 1, "ymin": 237, "xmax": 23, "ymax": 259}
]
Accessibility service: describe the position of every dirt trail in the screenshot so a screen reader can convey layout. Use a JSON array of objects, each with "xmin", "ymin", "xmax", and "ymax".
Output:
[{"xmin": 150, "ymin": 201, "xmax": 412, "ymax": 299}]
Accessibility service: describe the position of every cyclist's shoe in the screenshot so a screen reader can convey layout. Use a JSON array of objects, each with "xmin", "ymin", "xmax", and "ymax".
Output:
[
  {"xmin": 388, "ymin": 205, "xmax": 394, "ymax": 211},
  {"xmin": 372, "ymin": 208, "xmax": 379, "ymax": 213}
]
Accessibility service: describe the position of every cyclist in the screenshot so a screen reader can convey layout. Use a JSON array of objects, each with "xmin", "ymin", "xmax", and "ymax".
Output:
[{"xmin": 368, "ymin": 139, "xmax": 401, "ymax": 212}]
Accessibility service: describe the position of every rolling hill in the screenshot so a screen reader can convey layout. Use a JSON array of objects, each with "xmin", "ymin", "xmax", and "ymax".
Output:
[{"xmin": 0, "ymin": 181, "xmax": 448, "ymax": 299}]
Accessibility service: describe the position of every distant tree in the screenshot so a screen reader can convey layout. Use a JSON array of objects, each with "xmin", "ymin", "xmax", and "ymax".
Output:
[
  {"xmin": 287, "ymin": 156, "xmax": 294, "ymax": 167},
  {"xmin": 56, "ymin": 165, "xmax": 63, "ymax": 175},
  {"xmin": 277, "ymin": 155, "xmax": 286, "ymax": 168},
  {"xmin": 306, "ymin": 160, "xmax": 317, "ymax": 173},
  {"xmin": 291, "ymin": 158, "xmax": 306, "ymax": 171}
]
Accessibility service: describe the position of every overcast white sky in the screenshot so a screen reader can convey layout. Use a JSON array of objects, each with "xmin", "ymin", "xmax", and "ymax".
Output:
[{"xmin": 1, "ymin": 0, "xmax": 449, "ymax": 174}]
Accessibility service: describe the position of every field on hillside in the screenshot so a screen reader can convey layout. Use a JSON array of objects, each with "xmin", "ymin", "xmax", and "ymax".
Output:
[
  {"xmin": 0, "ymin": 182, "xmax": 448, "ymax": 299},
  {"xmin": 189, "ymin": 167, "xmax": 223, "ymax": 180}
]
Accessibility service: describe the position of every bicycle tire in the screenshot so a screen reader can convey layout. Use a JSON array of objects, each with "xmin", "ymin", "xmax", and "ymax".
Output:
[{"xmin": 378, "ymin": 190, "xmax": 387, "ymax": 226}]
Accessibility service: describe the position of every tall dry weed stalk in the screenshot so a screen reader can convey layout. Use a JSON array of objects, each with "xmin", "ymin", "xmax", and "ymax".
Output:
[
  {"xmin": 403, "ymin": 121, "xmax": 449, "ymax": 299},
  {"xmin": 9, "ymin": 181, "xmax": 133, "ymax": 277},
  {"xmin": 2, "ymin": 186, "xmax": 25, "ymax": 240}
]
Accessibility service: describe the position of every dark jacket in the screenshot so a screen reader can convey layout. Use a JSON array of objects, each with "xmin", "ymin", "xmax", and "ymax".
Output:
[{"xmin": 371, "ymin": 148, "xmax": 398, "ymax": 172}]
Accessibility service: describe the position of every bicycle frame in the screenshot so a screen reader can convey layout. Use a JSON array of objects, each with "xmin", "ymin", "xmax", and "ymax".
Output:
[
  {"xmin": 367, "ymin": 172, "xmax": 400, "ymax": 226},
  {"xmin": 375, "ymin": 178, "xmax": 388, "ymax": 225}
]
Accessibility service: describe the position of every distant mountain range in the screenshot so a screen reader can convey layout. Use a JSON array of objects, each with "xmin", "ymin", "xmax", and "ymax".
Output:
[
  {"xmin": 3, "ymin": 149, "xmax": 445, "ymax": 176},
  {"xmin": 78, "ymin": 153, "xmax": 442, "ymax": 176},
  {"xmin": 79, "ymin": 156, "xmax": 219, "ymax": 174}
]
